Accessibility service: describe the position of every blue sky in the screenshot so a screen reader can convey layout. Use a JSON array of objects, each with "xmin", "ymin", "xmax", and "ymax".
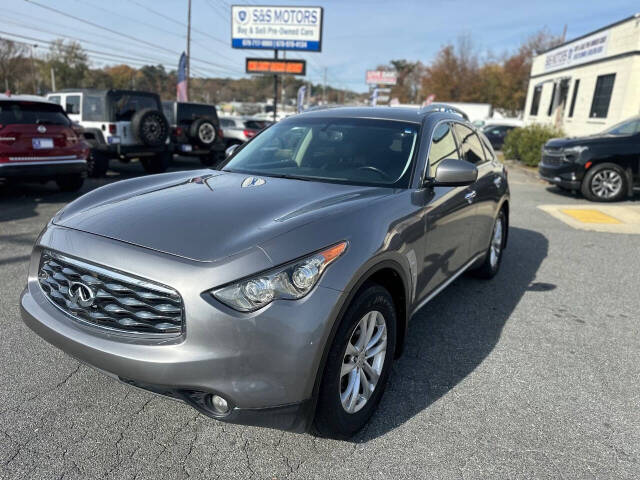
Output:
[{"xmin": 2, "ymin": 0, "xmax": 638, "ymax": 92}]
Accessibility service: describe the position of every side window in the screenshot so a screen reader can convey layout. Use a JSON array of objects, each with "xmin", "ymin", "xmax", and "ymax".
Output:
[
  {"xmin": 220, "ymin": 118, "xmax": 233, "ymax": 127},
  {"xmin": 478, "ymin": 132, "xmax": 496, "ymax": 162},
  {"xmin": 590, "ymin": 73, "xmax": 615, "ymax": 118},
  {"xmin": 48, "ymin": 95, "xmax": 61, "ymax": 105},
  {"xmin": 66, "ymin": 95, "xmax": 81, "ymax": 115},
  {"xmin": 530, "ymin": 85, "xmax": 542, "ymax": 116},
  {"xmin": 427, "ymin": 122, "xmax": 459, "ymax": 177},
  {"xmin": 453, "ymin": 124, "xmax": 486, "ymax": 165}
]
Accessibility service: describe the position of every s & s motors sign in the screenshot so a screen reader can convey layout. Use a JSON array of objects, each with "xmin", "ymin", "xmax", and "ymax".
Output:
[{"xmin": 231, "ymin": 6, "xmax": 323, "ymax": 51}]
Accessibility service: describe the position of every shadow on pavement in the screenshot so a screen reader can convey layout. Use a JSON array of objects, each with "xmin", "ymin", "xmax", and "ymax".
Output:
[{"xmin": 355, "ymin": 226, "xmax": 550, "ymax": 441}]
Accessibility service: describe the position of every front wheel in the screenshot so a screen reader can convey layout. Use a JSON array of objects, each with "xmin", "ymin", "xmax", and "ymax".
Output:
[
  {"xmin": 471, "ymin": 208, "xmax": 506, "ymax": 279},
  {"xmin": 313, "ymin": 284, "xmax": 396, "ymax": 439},
  {"xmin": 581, "ymin": 163, "xmax": 627, "ymax": 202},
  {"xmin": 141, "ymin": 152, "xmax": 171, "ymax": 174}
]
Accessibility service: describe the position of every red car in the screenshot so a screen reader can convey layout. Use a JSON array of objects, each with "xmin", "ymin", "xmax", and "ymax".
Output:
[{"xmin": 0, "ymin": 94, "xmax": 89, "ymax": 192}]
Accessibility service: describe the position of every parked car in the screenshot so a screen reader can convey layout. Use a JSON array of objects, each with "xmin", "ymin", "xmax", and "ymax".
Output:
[
  {"xmin": 539, "ymin": 116, "xmax": 640, "ymax": 201},
  {"xmin": 0, "ymin": 94, "xmax": 88, "ymax": 192},
  {"xmin": 162, "ymin": 101, "xmax": 226, "ymax": 167},
  {"xmin": 219, "ymin": 116, "xmax": 267, "ymax": 146},
  {"xmin": 47, "ymin": 89, "xmax": 171, "ymax": 177},
  {"xmin": 482, "ymin": 124, "xmax": 516, "ymax": 150},
  {"xmin": 21, "ymin": 106, "xmax": 509, "ymax": 438}
]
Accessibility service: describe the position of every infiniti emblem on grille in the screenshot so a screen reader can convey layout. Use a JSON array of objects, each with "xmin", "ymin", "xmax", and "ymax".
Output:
[
  {"xmin": 69, "ymin": 282, "xmax": 95, "ymax": 307},
  {"xmin": 37, "ymin": 125, "xmax": 47, "ymax": 133}
]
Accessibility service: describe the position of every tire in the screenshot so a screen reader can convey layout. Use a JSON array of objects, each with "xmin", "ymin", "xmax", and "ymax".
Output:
[
  {"xmin": 581, "ymin": 163, "xmax": 627, "ymax": 202},
  {"xmin": 56, "ymin": 174, "xmax": 84, "ymax": 192},
  {"xmin": 313, "ymin": 283, "xmax": 397, "ymax": 439},
  {"xmin": 86, "ymin": 150, "xmax": 109, "ymax": 178},
  {"xmin": 190, "ymin": 118, "xmax": 217, "ymax": 147},
  {"xmin": 471, "ymin": 208, "xmax": 506, "ymax": 279},
  {"xmin": 141, "ymin": 152, "xmax": 171, "ymax": 174},
  {"xmin": 131, "ymin": 109, "xmax": 169, "ymax": 147}
]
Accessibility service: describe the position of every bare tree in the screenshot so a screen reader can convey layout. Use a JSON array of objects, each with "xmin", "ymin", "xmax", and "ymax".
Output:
[{"xmin": 0, "ymin": 39, "xmax": 27, "ymax": 92}]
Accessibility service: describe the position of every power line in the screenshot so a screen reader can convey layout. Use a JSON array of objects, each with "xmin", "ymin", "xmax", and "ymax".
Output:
[
  {"xmin": 21, "ymin": 0, "xmax": 245, "ymax": 74},
  {"xmin": 129, "ymin": 0, "xmax": 229, "ymax": 48},
  {"xmin": 24, "ymin": 0, "xmax": 178, "ymax": 56}
]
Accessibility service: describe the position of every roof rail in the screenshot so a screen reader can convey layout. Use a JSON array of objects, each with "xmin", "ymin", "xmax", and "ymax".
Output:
[{"xmin": 420, "ymin": 103, "xmax": 469, "ymax": 120}]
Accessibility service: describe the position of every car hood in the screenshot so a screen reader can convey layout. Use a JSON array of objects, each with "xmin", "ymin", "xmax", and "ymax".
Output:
[
  {"xmin": 53, "ymin": 171, "xmax": 392, "ymax": 262},
  {"xmin": 545, "ymin": 133, "xmax": 611, "ymax": 149}
]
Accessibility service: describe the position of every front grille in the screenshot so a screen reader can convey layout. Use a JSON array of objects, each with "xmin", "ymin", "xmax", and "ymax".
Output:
[
  {"xmin": 38, "ymin": 251, "xmax": 184, "ymax": 335},
  {"xmin": 541, "ymin": 154, "xmax": 565, "ymax": 166}
]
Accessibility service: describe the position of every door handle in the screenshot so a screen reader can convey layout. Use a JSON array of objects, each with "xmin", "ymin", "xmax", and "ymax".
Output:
[{"xmin": 464, "ymin": 190, "xmax": 477, "ymax": 204}]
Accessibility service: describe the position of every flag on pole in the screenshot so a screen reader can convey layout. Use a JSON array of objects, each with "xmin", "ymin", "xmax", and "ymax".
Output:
[
  {"xmin": 177, "ymin": 52, "xmax": 188, "ymax": 102},
  {"xmin": 370, "ymin": 88, "xmax": 379, "ymax": 107},
  {"xmin": 296, "ymin": 85, "xmax": 306, "ymax": 113}
]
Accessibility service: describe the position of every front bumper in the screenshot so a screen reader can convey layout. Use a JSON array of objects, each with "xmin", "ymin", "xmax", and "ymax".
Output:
[
  {"xmin": 539, "ymin": 162, "xmax": 582, "ymax": 190},
  {"xmin": 20, "ymin": 225, "xmax": 345, "ymax": 432},
  {"xmin": 0, "ymin": 159, "xmax": 86, "ymax": 179}
]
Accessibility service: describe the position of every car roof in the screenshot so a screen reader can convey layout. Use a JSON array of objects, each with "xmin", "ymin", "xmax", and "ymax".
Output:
[
  {"xmin": 294, "ymin": 106, "xmax": 467, "ymax": 125},
  {"xmin": 0, "ymin": 94, "xmax": 57, "ymax": 104},
  {"xmin": 51, "ymin": 88, "xmax": 159, "ymax": 97}
]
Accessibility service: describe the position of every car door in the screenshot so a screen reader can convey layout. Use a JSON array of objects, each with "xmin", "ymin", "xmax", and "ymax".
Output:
[
  {"xmin": 416, "ymin": 121, "xmax": 476, "ymax": 301},
  {"xmin": 454, "ymin": 124, "xmax": 502, "ymax": 259}
]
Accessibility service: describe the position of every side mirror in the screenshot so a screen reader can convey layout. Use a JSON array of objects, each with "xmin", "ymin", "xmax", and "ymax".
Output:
[
  {"xmin": 428, "ymin": 158, "xmax": 478, "ymax": 187},
  {"xmin": 225, "ymin": 144, "xmax": 239, "ymax": 158}
]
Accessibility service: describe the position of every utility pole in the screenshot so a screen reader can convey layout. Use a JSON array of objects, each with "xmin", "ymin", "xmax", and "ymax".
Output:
[
  {"xmin": 30, "ymin": 44, "xmax": 37, "ymax": 94},
  {"xmin": 273, "ymin": 50, "xmax": 278, "ymax": 122},
  {"xmin": 50, "ymin": 67, "xmax": 56, "ymax": 92},
  {"xmin": 322, "ymin": 67, "xmax": 327, "ymax": 104},
  {"xmin": 281, "ymin": 51, "xmax": 286, "ymax": 113},
  {"xmin": 186, "ymin": 0, "xmax": 192, "ymax": 98}
]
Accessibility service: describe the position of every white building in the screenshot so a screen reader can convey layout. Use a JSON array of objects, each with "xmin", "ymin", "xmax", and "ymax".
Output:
[{"xmin": 523, "ymin": 14, "xmax": 640, "ymax": 136}]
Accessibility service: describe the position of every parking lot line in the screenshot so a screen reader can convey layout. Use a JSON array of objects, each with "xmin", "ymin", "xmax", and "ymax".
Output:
[
  {"xmin": 538, "ymin": 204, "xmax": 640, "ymax": 234},
  {"xmin": 560, "ymin": 208, "xmax": 621, "ymax": 224}
]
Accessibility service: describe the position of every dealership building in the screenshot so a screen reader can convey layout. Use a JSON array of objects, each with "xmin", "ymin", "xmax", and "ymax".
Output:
[{"xmin": 523, "ymin": 14, "xmax": 640, "ymax": 136}]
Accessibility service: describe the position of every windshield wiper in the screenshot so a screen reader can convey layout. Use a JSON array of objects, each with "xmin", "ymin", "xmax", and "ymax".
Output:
[{"xmin": 260, "ymin": 173, "xmax": 312, "ymax": 181}]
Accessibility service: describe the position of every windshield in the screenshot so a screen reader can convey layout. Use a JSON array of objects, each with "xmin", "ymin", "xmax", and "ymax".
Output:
[
  {"xmin": 601, "ymin": 118, "xmax": 640, "ymax": 136},
  {"xmin": 109, "ymin": 93, "xmax": 159, "ymax": 121},
  {"xmin": 223, "ymin": 117, "xmax": 420, "ymax": 188},
  {"xmin": 0, "ymin": 101, "xmax": 70, "ymax": 126}
]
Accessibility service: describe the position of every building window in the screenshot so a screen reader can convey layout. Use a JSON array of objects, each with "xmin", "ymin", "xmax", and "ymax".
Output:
[
  {"xmin": 530, "ymin": 86, "xmax": 542, "ymax": 116},
  {"xmin": 568, "ymin": 79, "xmax": 580, "ymax": 118},
  {"xmin": 589, "ymin": 74, "xmax": 615, "ymax": 118},
  {"xmin": 547, "ymin": 82, "xmax": 557, "ymax": 116}
]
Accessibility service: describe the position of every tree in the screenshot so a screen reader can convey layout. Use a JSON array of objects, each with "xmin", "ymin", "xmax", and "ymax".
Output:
[
  {"xmin": 43, "ymin": 40, "xmax": 89, "ymax": 90},
  {"xmin": 0, "ymin": 39, "xmax": 28, "ymax": 92}
]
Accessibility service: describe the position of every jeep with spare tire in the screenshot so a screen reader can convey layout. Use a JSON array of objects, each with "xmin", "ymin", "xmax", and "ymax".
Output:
[
  {"xmin": 47, "ymin": 89, "xmax": 171, "ymax": 177},
  {"xmin": 162, "ymin": 101, "xmax": 226, "ymax": 167}
]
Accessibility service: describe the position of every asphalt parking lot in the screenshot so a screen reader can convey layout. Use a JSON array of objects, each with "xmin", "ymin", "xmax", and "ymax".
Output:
[{"xmin": 1, "ymin": 158, "xmax": 639, "ymax": 479}]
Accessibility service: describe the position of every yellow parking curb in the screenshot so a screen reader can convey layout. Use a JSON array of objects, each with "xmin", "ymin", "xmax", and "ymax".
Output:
[{"xmin": 538, "ymin": 204, "xmax": 640, "ymax": 234}]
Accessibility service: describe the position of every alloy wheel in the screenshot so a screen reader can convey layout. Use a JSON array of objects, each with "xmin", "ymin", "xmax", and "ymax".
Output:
[
  {"xmin": 489, "ymin": 215, "xmax": 504, "ymax": 268},
  {"xmin": 199, "ymin": 123, "xmax": 216, "ymax": 144},
  {"xmin": 591, "ymin": 169, "xmax": 622, "ymax": 199},
  {"xmin": 340, "ymin": 310, "xmax": 387, "ymax": 414}
]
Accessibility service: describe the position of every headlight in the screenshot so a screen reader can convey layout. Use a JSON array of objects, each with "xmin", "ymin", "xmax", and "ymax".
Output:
[
  {"xmin": 212, "ymin": 242, "xmax": 347, "ymax": 312},
  {"xmin": 564, "ymin": 145, "xmax": 588, "ymax": 155}
]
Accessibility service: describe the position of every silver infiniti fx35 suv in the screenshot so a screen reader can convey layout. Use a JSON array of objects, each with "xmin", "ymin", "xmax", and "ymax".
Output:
[{"xmin": 21, "ymin": 106, "xmax": 509, "ymax": 438}]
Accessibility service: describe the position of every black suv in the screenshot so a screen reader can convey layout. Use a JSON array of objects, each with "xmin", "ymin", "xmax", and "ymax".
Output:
[
  {"xmin": 162, "ymin": 101, "xmax": 225, "ymax": 167},
  {"xmin": 539, "ymin": 116, "xmax": 640, "ymax": 202},
  {"xmin": 47, "ymin": 89, "xmax": 171, "ymax": 177}
]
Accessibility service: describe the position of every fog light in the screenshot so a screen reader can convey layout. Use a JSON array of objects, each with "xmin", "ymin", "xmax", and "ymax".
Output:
[{"xmin": 210, "ymin": 394, "xmax": 229, "ymax": 414}]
